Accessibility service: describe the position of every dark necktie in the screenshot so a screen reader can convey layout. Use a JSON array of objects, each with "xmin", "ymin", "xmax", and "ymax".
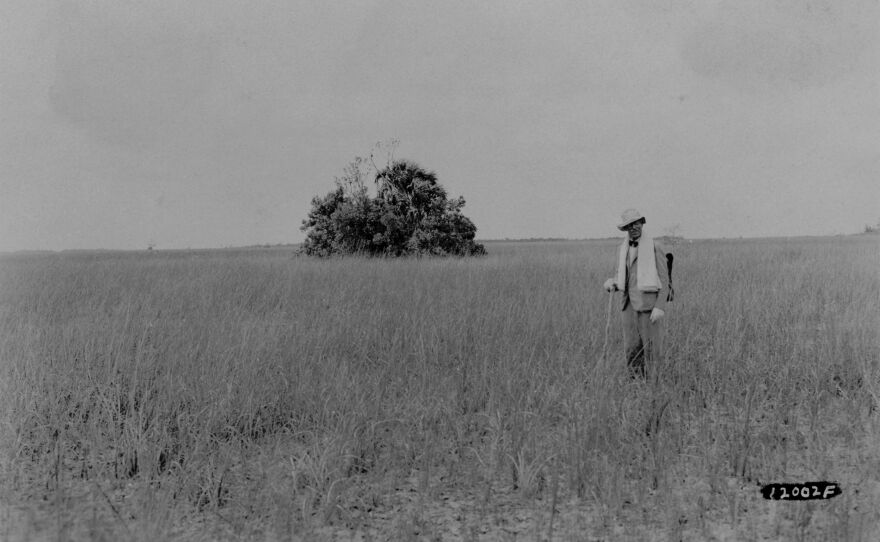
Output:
[{"xmin": 629, "ymin": 240, "xmax": 638, "ymax": 247}]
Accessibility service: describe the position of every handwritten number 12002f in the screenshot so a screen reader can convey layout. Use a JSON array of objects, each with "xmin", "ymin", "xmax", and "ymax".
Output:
[{"xmin": 761, "ymin": 482, "xmax": 841, "ymax": 501}]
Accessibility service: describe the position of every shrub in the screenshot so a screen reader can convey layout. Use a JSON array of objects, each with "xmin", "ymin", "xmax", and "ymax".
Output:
[{"xmin": 300, "ymin": 158, "xmax": 485, "ymax": 257}]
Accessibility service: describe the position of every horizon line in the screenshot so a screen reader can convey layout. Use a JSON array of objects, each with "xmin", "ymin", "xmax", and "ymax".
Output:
[{"xmin": 2, "ymin": 231, "xmax": 876, "ymax": 255}]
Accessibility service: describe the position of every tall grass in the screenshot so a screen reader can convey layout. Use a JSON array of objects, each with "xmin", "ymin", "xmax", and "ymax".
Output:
[{"xmin": 1, "ymin": 237, "xmax": 878, "ymax": 540}]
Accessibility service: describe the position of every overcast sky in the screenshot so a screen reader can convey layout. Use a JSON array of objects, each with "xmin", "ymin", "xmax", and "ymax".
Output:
[{"xmin": 1, "ymin": 0, "xmax": 878, "ymax": 251}]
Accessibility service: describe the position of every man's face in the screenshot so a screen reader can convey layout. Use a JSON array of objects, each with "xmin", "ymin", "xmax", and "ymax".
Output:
[{"xmin": 625, "ymin": 220, "xmax": 643, "ymax": 241}]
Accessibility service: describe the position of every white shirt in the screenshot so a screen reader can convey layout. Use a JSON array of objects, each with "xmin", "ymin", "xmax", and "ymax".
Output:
[{"xmin": 627, "ymin": 243, "xmax": 637, "ymax": 266}]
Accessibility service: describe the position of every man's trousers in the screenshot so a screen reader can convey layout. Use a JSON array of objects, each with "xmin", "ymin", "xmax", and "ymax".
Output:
[{"xmin": 622, "ymin": 307, "xmax": 662, "ymax": 378}]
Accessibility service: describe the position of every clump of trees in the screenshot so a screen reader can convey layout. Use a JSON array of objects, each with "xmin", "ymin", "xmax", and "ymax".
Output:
[{"xmin": 299, "ymin": 143, "xmax": 485, "ymax": 257}]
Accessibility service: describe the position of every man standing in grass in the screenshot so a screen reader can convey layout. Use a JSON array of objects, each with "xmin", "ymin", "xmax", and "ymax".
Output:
[{"xmin": 603, "ymin": 209, "xmax": 673, "ymax": 378}]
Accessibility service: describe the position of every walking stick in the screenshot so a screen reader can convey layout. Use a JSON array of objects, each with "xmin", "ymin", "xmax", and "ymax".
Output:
[
  {"xmin": 589, "ymin": 291, "xmax": 615, "ymax": 381},
  {"xmin": 601, "ymin": 290, "xmax": 614, "ymax": 366}
]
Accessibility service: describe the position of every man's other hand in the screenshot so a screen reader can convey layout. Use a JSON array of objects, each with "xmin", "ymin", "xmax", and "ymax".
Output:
[
  {"xmin": 603, "ymin": 278, "xmax": 617, "ymax": 292},
  {"xmin": 650, "ymin": 308, "xmax": 665, "ymax": 323}
]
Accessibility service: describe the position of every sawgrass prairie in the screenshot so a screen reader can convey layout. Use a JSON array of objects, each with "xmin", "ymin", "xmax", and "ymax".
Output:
[{"xmin": 1, "ymin": 236, "xmax": 878, "ymax": 540}]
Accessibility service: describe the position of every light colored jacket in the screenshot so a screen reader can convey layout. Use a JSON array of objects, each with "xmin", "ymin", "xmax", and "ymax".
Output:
[{"xmin": 621, "ymin": 242, "xmax": 671, "ymax": 312}]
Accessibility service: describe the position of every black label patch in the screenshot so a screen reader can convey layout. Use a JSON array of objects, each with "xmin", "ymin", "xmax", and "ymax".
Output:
[{"xmin": 760, "ymin": 482, "xmax": 841, "ymax": 501}]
